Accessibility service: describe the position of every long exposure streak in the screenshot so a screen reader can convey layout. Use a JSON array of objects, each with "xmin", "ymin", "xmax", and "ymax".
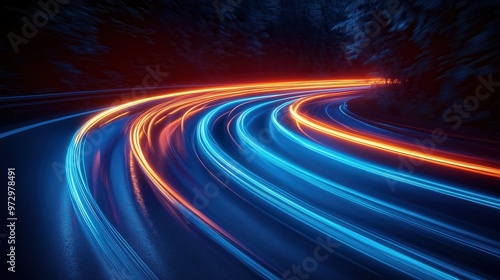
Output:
[{"xmin": 65, "ymin": 79, "xmax": 500, "ymax": 279}]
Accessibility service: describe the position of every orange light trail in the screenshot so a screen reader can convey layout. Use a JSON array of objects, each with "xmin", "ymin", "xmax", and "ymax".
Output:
[
  {"xmin": 67, "ymin": 79, "xmax": 376, "ymax": 278},
  {"xmin": 290, "ymin": 93, "xmax": 500, "ymax": 178},
  {"xmin": 64, "ymin": 78, "xmax": 500, "ymax": 280}
]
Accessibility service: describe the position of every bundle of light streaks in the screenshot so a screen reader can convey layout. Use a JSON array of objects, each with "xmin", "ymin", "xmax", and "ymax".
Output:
[
  {"xmin": 66, "ymin": 79, "xmax": 500, "ymax": 279},
  {"xmin": 290, "ymin": 93, "xmax": 500, "ymax": 178}
]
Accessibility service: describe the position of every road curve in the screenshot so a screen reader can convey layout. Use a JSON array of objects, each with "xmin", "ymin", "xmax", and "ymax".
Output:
[{"xmin": 62, "ymin": 80, "xmax": 500, "ymax": 279}]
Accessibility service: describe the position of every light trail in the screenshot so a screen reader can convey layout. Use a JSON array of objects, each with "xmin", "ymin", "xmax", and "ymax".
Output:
[
  {"xmin": 290, "ymin": 93, "xmax": 500, "ymax": 178},
  {"xmin": 65, "ymin": 79, "xmax": 500, "ymax": 279}
]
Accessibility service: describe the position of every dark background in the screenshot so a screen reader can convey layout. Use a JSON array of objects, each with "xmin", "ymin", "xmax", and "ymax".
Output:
[
  {"xmin": 1, "ymin": 0, "xmax": 499, "ymax": 124},
  {"xmin": 1, "ymin": 1, "xmax": 500, "ymax": 279}
]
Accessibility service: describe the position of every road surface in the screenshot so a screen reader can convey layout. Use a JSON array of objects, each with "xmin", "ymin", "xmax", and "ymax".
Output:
[{"xmin": 1, "ymin": 79, "xmax": 499, "ymax": 279}]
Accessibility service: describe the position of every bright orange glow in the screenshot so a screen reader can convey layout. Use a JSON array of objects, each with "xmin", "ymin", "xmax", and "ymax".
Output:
[
  {"xmin": 69, "ymin": 79, "xmax": 379, "ymax": 251},
  {"xmin": 290, "ymin": 93, "xmax": 500, "ymax": 178},
  {"xmin": 68, "ymin": 79, "xmax": 499, "ymax": 280},
  {"xmin": 67, "ymin": 79, "xmax": 379, "ymax": 256}
]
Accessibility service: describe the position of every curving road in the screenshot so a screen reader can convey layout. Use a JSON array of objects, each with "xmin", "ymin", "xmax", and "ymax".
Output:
[{"xmin": 2, "ymin": 79, "xmax": 499, "ymax": 279}]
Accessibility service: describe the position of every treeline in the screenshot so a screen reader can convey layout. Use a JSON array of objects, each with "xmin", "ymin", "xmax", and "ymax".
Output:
[
  {"xmin": 1, "ymin": 0, "xmax": 355, "ymax": 94},
  {"xmin": 1, "ymin": 0, "xmax": 499, "ymax": 123},
  {"xmin": 337, "ymin": 0, "xmax": 500, "ymax": 122}
]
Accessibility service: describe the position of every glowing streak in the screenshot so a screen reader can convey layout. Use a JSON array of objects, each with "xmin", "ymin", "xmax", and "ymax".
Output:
[
  {"xmin": 290, "ymin": 94, "xmax": 500, "ymax": 178},
  {"xmin": 65, "ymin": 78, "xmax": 498, "ymax": 279}
]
